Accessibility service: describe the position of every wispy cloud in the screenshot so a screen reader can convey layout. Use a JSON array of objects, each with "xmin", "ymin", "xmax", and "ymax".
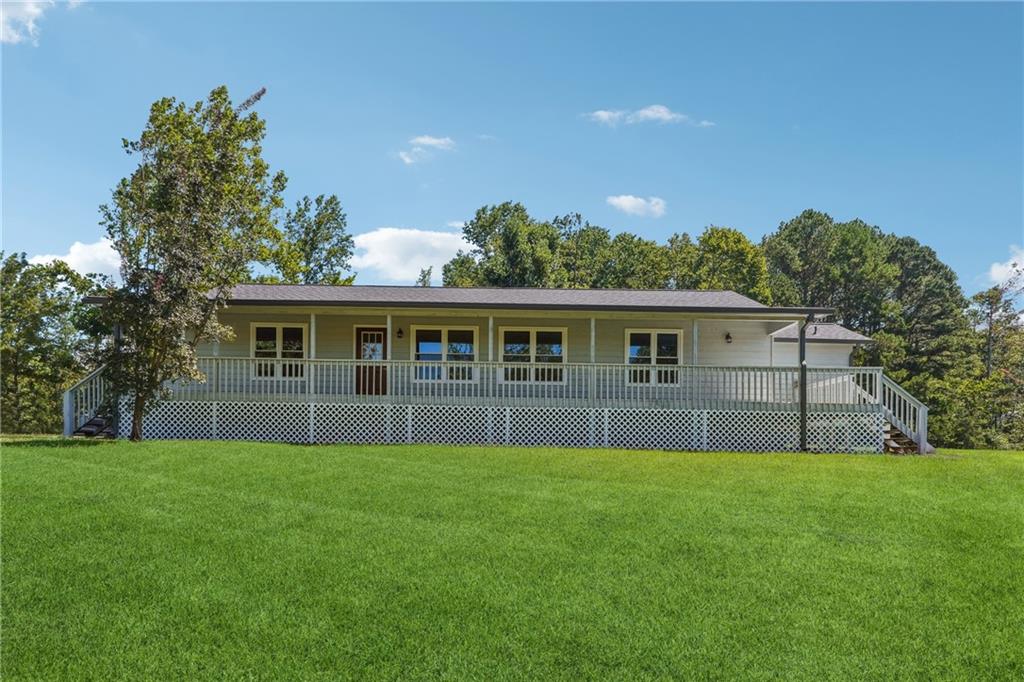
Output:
[
  {"xmin": 398, "ymin": 135, "xmax": 456, "ymax": 165},
  {"xmin": 988, "ymin": 245, "xmax": 1024, "ymax": 285},
  {"xmin": 446, "ymin": 220, "xmax": 465, "ymax": 229},
  {"xmin": 351, "ymin": 227, "xmax": 470, "ymax": 282},
  {"xmin": 606, "ymin": 195, "xmax": 667, "ymax": 218},
  {"xmin": 1, "ymin": 0, "xmax": 82, "ymax": 45},
  {"xmin": 585, "ymin": 104, "xmax": 714, "ymax": 128},
  {"xmin": 2, "ymin": 0, "xmax": 49, "ymax": 44},
  {"xmin": 29, "ymin": 237, "xmax": 120, "ymax": 278},
  {"xmin": 409, "ymin": 135, "xmax": 455, "ymax": 150}
]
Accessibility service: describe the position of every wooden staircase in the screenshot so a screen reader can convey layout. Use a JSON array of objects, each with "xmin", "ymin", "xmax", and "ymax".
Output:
[{"xmin": 884, "ymin": 422, "xmax": 921, "ymax": 454}]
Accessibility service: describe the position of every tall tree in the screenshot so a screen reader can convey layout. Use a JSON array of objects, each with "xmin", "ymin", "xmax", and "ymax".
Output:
[
  {"xmin": 693, "ymin": 227, "xmax": 772, "ymax": 303},
  {"xmin": 664, "ymin": 232, "xmax": 699, "ymax": 290},
  {"xmin": 552, "ymin": 214, "xmax": 612, "ymax": 288},
  {"xmin": 1, "ymin": 254, "xmax": 106, "ymax": 433},
  {"xmin": 273, "ymin": 194, "xmax": 354, "ymax": 284},
  {"xmin": 101, "ymin": 86, "xmax": 286, "ymax": 440},
  {"xmin": 970, "ymin": 263, "xmax": 1022, "ymax": 376},
  {"xmin": 595, "ymin": 233, "xmax": 668, "ymax": 289},
  {"xmin": 415, "ymin": 266, "xmax": 432, "ymax": 287}
]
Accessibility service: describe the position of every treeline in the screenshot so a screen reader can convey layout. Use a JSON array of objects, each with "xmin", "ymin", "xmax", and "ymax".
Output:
[
  {"xmin": 1, "ymin": 84, "xmax": 1020, "ymax": 448},
  {"xmin": 442, "ymin": 202, "xmax": 1024, "ymax": 448}
]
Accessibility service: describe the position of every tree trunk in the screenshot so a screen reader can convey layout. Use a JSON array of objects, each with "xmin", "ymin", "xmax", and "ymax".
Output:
[{"xmin": 130, "ymin": 393, "xmax": 146, "ymax": 441}]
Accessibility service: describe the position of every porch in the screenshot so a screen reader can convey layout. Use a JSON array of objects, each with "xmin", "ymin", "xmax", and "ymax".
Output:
[{"xmin": 64, "ymin": 358, "xmax": 928, "ymax": 453}]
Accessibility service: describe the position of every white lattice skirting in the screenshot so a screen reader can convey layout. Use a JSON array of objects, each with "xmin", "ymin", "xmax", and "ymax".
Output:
[{"xmin": 120, "ymin": 400, "xmax": 884, "ymax": 453}]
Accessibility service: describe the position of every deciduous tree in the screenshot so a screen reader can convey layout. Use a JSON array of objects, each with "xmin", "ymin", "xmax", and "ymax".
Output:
[{"xmin": 101, "ymin": 86, "xmax": 286, "ymax": 440}]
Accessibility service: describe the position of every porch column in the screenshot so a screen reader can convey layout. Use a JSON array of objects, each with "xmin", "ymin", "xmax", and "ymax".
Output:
[
  {"xmin": 799, "ymin": 316, "xmax": 809, "ymax": 452},
  {"xmin": 386, "ymin": 314, "xmax": 393, "ymax": 360},
  {"xmin": 691, "ymin": 319, "xmax": 699, "ymax": 365},
  {"xmin": 309, "ymin": 314, "xmax": 316, "ymax": 359},
  {"xmin": 589, "ymin": 317, "xmax": 596, "ymax": 363},
  {"xmin": 488, "ymin": 316, "xmax": 494, "ymax": 362}
]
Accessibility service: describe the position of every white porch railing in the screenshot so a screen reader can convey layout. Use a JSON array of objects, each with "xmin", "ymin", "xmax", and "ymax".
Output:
[
  {"xmin": 160, "ymin": 357, "xmax": 884, "ymax": 411},
  {"xmin": 881, "ymin": 375, "xmax": 930, "ymax": 451},
  {"xmin": 62, "ymin": 366, "xmax": 109, "ymax": 436}
]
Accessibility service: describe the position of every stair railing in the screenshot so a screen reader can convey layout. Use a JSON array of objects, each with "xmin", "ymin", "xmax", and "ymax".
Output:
[
  {"xmin": 880, "ymin": 375, "xmax": 929, "ymax": 451},
  {"xmin": 62, "ymin": 366, "xmax": 109, "ymax": 436}
]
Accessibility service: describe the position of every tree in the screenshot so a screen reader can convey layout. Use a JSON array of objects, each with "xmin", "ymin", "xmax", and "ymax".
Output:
[
  {"xmin": 272, "ymin": 194, "xmax": 355, "ymax": 284},
  {"xmin": 442, "ymin": 252, "xmax": 481, "ymax": 287},
  {"xmin": 552, "ymin": 214, "xmax": 612, "ymax": 288},
  {"xmin": 1, "ymin": 253, "xmax": 106, "ymax": 433},
  {"xmin": 595, "ymin": 233, "xmax": 668, "ymax": 289},
  {"xmin": 693, "ymin": 227, "xmax": 772, "ymax": 303},
  {"xmin": 101, "ymin": 86, "xmax": 286, "ymax": 440},
  {"xmin": 416, "ymin": 266, "xmax": 432, "ymax": 287},
  {"xmin": 443, "ymin": 203, "xmax": 560, "ymax": 287},
  {"xmin": 762, "ymin": 209, "xmax": 838, "ymax": 306},
  {"xmin": 664, "ymin": 232, "xmax": 699, "ymax": 289},
  {"xmin": 970, "ymin": 263, "xmax": 1022, "ymax": 376}
]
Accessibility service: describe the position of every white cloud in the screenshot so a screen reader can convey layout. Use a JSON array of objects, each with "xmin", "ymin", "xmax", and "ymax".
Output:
[
  {"xmin": 586, "ymin": 110, "xmax": 626, "ymax": 126},
  {"xmin": 2, "ymin": 0, "xmax": 50, "ymax": 44},
  {"xmin": 398, "ymin": 135, "xmax": 455, "ymax": 164},
  {"xmin": 351, "ymin": 228, "xmax": 470, "ymax": 282},
  {"xmin": 585, "ymin": 104, "xmax": 714, "ymax": 128},
  {"xmin": 29, "ymin": 237, "xmax": 120, "ymax": 277},
  {"xmin": 988, "ymin": 245, "xmax": 1024, "ymax": 285},
  {"xmin": 445, "ymin": 220, "xmax": 464, "ymax": 229},
  {"xmin": 605, "ymin": 195, "xmax": 667, "ymax": 218},
  {"xmin": 626, "ymin": 104, "xmax": 684, "ymax": 124},
  {"xmin": 409, "ymin": 135, "xmax": 455, "ymax": 150}
]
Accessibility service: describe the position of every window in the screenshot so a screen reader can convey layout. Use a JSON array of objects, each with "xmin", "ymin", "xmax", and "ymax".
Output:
[
  {"xmin": 626, "ymin": 329, "xmax": 682, "ymax": 384},
  {"xmin": 500, "ymin": 327, "xmax": 567, "ymax": 382},
  {"xmin": 251, "ymin": 323, "xmax": 307, "ymax": 378},
  {"xmin": 411, "ymin": 326, "xmax": 477, "ymax": 381}
]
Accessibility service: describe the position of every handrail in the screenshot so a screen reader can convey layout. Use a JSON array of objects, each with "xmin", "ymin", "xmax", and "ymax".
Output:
[
  {"xmin": 880, "ymin": 375, "xmax": 929, "ymax": 451},
  {"xmin": 63, "ymin": 365, "xmax": 109, "ymax": 436},
  {"xmin": 154, "ymin": 357, "xmax": 885, "ymax": 413}
]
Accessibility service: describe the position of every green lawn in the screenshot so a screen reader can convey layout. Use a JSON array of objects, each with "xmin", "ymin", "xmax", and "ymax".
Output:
[{"xmin": 2, "ymin": 440, "xmax": 1022, "ymax": 680}]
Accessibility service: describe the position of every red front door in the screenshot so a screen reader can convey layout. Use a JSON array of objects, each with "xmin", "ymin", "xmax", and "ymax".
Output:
[{"xmin": 355, "ymin": 327, "xmax": 387, "ymax": 395}]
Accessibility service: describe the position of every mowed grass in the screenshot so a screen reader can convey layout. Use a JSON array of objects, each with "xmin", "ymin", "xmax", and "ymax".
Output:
[{"xmin": 2, "ymin": 440, "xmax": 1022, "ymax": 680}]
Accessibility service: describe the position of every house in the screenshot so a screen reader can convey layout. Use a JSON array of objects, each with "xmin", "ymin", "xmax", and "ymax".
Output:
[{"xmin": 64, "ymin": 285, "xmax": 931, "ymax": 453}]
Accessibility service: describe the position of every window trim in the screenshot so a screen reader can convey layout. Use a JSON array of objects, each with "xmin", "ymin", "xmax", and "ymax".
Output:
[
  {"xmin": 498, "ymin": 326, "xmax": 569, "ymax": 384},
  {"xmin": 249, "ymin": 322, "xmax": 309, "ymax": 380},
  {"xmin": 624, "ymin": 328, "xmax": 684, "ymax": 385},
  {"xmin": 409, "ymin": 325, "xmax": 480, "ymax": 383}
]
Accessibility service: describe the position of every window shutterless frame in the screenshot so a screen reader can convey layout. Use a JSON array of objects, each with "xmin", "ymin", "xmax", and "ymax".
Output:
[
  {"xmin": 409, "ymin": 325, "xmax": 480, "ymax": 383},
  {"xmin": 249, "ymin": 322, "xmax": 308, "ymax": 379},
  {"xmin": 498, "ymin": 326, "xmax": 569, "ymax": 384},
  {"xmin": 624, "ymin": 328, "xmax": 683, "ymax": 385}
]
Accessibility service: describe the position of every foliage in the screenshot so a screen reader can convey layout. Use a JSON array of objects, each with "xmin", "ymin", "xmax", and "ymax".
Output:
[
  {"xmin": 100, "ymin": 86, "xmax": 286, "ymax": 440},
  {"xmin": 0, "ymin": 254, "xmax": 108, "ymax": 433},
  {"xmin": 693, "ymin": 226, "xmax": 772, "ymax": 303},
  {"xmin": 271, "ymin": 194, "xmax": 355, "ymax": 284},
  {"xmin": 415, "ymin": 266, "xmax": 432, "ymax": 287}
]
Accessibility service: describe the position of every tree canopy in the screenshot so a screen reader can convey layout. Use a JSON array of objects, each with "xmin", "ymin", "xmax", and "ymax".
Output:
[{"xmin": 100, "ymin": 85, "xmax": 287, "ymax": 440}]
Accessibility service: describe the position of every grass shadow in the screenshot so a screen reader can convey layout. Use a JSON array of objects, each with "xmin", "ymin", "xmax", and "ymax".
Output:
[{"xmin": 2, "ymin": 436, "xmax": 116, "ymax": 448}]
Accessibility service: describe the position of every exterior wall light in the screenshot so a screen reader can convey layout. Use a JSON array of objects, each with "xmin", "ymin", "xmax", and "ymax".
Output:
[
  {"xmin": 396, "ymin": 328, "xmax": 404, "ymax": 339},
  {"xmin": 725, "ymin": 332, "xmax": 733, "ymax": 344}
]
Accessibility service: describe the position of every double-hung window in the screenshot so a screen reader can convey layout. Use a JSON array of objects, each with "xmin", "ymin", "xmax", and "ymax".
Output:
[
  {"xmin": 251, "ymin": 323, "xmax": 307, "ymax": 378},
  {"xmin": 501, "ymin": 327, "xmax": 567, "ymax": 383},
  {"xmin": 626, "ymin": 329, "xmax": 682, "ymax": 384},
  {"xmin": 412, "ymin": 326, "xmax": 477, "ymax": 382}
]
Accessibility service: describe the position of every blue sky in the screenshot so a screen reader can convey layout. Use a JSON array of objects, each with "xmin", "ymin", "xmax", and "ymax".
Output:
[{"xmin": 3, "ymin": 1, "xmax": 1022, "ymax": 291}]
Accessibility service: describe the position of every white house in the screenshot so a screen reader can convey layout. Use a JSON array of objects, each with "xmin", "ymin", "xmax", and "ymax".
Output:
[{"xmin": 65, "ymin": 285, "xmax": 930, "ymax": 453}]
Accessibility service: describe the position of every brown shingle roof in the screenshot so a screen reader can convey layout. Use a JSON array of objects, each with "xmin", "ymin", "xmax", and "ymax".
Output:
[{"xmin": 215, "ymin": 284, "xmax": 831, "ymax": 315}]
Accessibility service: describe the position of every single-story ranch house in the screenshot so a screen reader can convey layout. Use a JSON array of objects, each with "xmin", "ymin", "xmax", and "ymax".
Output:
[{"xmin": 66, "ymin": 285, "xmax": 931, "ymax": 453}]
